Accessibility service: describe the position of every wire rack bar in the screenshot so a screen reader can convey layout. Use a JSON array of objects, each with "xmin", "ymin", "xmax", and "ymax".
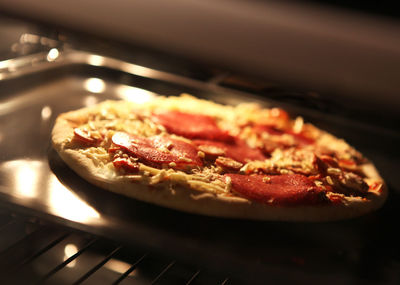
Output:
[
  {"xmin": 18, "ymin": 232, "xmax": 70, "ymax": 268},
  {"xmin": 151, "ymin": 260, "xmax": 176, "ymax": 284},
  {"xmin": 112, "ymin": 253, "xmax": 148, "ymax": 285},
  {"xmin": 221, "ymin": 277, "xmax": 229, "ymax": 285},
  {"xmin": 185, "ymin": 269, "xmax": 201, "ymax": 285},
  {"xmin": 73, "ymin": 245, "xmax": 123, "ymax": 284},
  {"xmin": 0, "ymin": 225, "xmax": 44, "ymax": 257},
  {"xmin": 35, "ymin": 237, "xmax": 98, "ymax": 284}
]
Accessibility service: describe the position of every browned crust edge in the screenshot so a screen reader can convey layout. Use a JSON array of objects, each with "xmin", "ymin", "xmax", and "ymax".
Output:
[{"xmin": 51, "ymin": 101, "xmax": 388, "ymax": 222}]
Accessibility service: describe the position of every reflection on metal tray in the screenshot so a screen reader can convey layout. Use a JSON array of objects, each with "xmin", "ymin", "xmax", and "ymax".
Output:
[{"xmin": 1, "ymin": 49, "xmax": 400, "ymax": 284}]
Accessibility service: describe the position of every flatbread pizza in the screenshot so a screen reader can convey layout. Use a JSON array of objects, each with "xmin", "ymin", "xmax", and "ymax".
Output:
[{"xmin": 51, "ymin": 94, "xmax": 386, "ymax": 221}]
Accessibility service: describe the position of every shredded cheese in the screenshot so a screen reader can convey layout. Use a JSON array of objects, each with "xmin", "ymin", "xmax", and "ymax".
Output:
[{"xmin": 66, "ymin": 95, "xmax": 372, "ymax": 202}]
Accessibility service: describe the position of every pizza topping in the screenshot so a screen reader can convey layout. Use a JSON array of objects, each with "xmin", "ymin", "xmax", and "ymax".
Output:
[
  {"xmin": 113, "ymin": 157, "xmax": 140, "ymax": 173},
  {"xmin": 339, "ymin": 172, "xmax": 369, "ymax": 194},
  {"xmin": 292, "ymin": 116, "xmax": 304, "ymax": 134},
  {"xmin": 111, "ymin": 132, "xmax": 131, "ymax": 149},
  {"xmin": 193, "ymin": 139, "xmax": 266, "ymax": 164},
  {"xmin": 368, "ymin": 181, "xmax": 383, "ymax": 193},
  {"xmin": 325, "ymin": 175, "xmax": 334, "ymax": 185},
  {"xmin": 240, "ymin": 148, "xmax": 318, "ymax": 176},
  {"xmin": 270, "ymin": 107, "xmax": 290, "ymax": 121},
  {"xmin": 226, "ymin": 174, "xmax": 327, "ymax": 205},
  {"xmin": 252, "ymin": 124, "xmax": 283, "ymax": 136},
  {"xmin": 252, "ymin": 124, "xmax": 315, "ymax": 148},
  {"xmin": 215, "ymin": 156, "xmax": 243, "ymax": 172},
  {"xmin": 149, "ymin": 170, "xmax": 168, "ymax": 185},
  {"xmin": 320, "ymin": 170, "xmax": 369, "ymax": 196},
  {"xmin": 63, "ymin": 97, "xmax": 382, "ymax": 210},
  {"xmin": 326, "ymin": 192, "xmax": 345, "ymax": 204},
  {"xmin": 315, "ymin": 133, "xmax": 366, "ymax": 163},
  {"xmin": 317, "ymin": 155, "xmax": 339, "ymax": 169},
  {"xmin": 338, "ymin": 159, "xmax": 357, "ymax": 171},
  {"xmin": 242, "ymin": 122, "xmax": 316, "ymax": 155},
  {"xmin": 153, "ymin": 111, "xmax": 233, "ymax": 142},
  {"xmin": 262, "ymin": 176, "xmax": 271, "ymax": 183},
  {"xmin": 73, "ymin": 128, "xmax": 102, "ymax": 145},
  {"xmin": 197, "ymin": 144, "xmax": 226, "ymax": 159},
  {"xmin": 111, "ymin": 132, "xmax": 202, "ymax": 170},
  {"xmin": 327, "ymin": 167, "xmax": 342, "ymax": 175},
  {"xmin": 197, "ymin": 151, "xmax": 205, "ymax": 158}
]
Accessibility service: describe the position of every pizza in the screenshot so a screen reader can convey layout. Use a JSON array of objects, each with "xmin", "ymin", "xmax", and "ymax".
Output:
[{"xmin": 51, "ymin": 94, "xmax": 386, "ymax": 221}]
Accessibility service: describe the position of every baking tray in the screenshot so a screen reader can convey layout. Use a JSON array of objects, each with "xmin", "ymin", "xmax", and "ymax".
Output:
[{"xmin": 1, "ymin": 50, "xmax": 400, "ymax": 284}]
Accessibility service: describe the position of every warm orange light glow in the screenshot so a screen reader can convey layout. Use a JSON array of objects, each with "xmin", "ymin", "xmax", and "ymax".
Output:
[
  {"xmin": 41, "ymin": 105, "xmax": 52, "ymax": 120},
  {"xmin": 84, "ymin": 78, "xmax": 106, "ymax": 93},
  {"xmin": 116, "ymin": 85, "xmax": 156, "ymax": 104},
  {"xmin": 64, "ymin": 243, "xmax": 78, "ymax": 267},
  {"xmin": 84, "ymin": 95, "xmax": 98, "ymax": 107},
  {"xmin": 47, "ymin": 48, "xmax": 59, "ymax": 62},
  {"xmin": 105, "ymin": 259, "xmax": 137, "ymax": 276},
  {"xmin": 1, "ymin": 159, "xmax": 42, "ymax": 198},
  {"xmin": 87, "ymin": 55, "xmax": 105, "ymax": 66},
  {"xmin": 48, "ymin": 176, "xmax": 100, "ymax": 223}
]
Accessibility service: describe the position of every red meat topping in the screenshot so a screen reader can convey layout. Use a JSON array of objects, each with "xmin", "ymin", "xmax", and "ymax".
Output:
[
  {"xmin": 112, "ymin": 132, "xmax": 202, "ymax": 170},
  {"xmin": 226, "ymin": 174, "xmax": 327, "ymax": 205},
  {"xmin": 153, "ymin": 111, "xmax": 233, "ymax": 142}
]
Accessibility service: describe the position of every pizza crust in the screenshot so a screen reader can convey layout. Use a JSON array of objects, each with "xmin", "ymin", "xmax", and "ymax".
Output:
[{"xmin": 51, "ymin": 98, "xmax": 387, "ymax": 222}]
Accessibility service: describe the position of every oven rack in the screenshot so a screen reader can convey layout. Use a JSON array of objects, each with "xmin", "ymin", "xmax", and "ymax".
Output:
[{"xmin": 0, "ymin": 210, "xmax": 231, "ymax": 284}]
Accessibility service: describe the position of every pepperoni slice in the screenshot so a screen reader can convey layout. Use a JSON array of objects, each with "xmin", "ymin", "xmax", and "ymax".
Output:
[
  {"xmin": 193, "ymin": 139, "xmax": 266, "ymax": 164},
  {"xmin": 112, "ymin": 132, "xmax": 202, "ymax": 170},
  {"xmin": 270, "ymin": 108, "xmax": 290, "ymax": 121},
  {"xmin": 73, "ymin": 128, "xmax": 101, "ymax": 145},
  {"xmin": 252, "ymin": 125, "xmax": 284, "ymax": 136},
  {"xmin": 253, "ymin": 124, "xmax": 314, "ymax": 145},
  {"xmin": 153, "ymin": 111, "xmax": 233, "ymax": 142},
  {"xmin": 113, "ymin": 157, "xmax": 140, "ymax": 173},
  {"xmin": 226, "ymin": 174, "xmax": 327, "ymax": 205}
]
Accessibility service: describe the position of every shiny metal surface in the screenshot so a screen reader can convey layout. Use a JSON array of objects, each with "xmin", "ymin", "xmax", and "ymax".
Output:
[
  {"xmin": 2, "ymin": 0, "xmax": 400, "ymax": 108},
  {"xmin": 1, "ymin": 51, "xmax": 400, "ymax": 283}
]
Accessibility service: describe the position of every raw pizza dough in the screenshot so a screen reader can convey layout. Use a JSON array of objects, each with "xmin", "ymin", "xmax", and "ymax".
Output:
[{"xmin": 52, "ymin": 94, "xmax": 387, "ymax": 221}]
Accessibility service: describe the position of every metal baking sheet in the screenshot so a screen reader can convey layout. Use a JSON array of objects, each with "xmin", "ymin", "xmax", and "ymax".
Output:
[{"xmin": 1, "ymin": 52, "xmax": 400, "ymax": 283}]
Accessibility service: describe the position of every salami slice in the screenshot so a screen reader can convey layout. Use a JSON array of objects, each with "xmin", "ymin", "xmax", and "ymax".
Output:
[
  {"xmin": 226, "ymin": 174, "xmax": 326, "ymax": 205},
  {"xmin": 153, "ymin": 111, "xmax": 233, "ymax": 142},
  {"xmin": 112, "ymin": 132, "xmax": 203, "ymax": 170},
  {"xmin": 193, "ymin": 139, "xmax": 266, "ymax": 163}
]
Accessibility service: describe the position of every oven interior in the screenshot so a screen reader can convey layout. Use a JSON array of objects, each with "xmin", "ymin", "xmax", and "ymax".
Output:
[{"xmin": 1, "ymin": 13, "xmax": 400, "ymax": 285}]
